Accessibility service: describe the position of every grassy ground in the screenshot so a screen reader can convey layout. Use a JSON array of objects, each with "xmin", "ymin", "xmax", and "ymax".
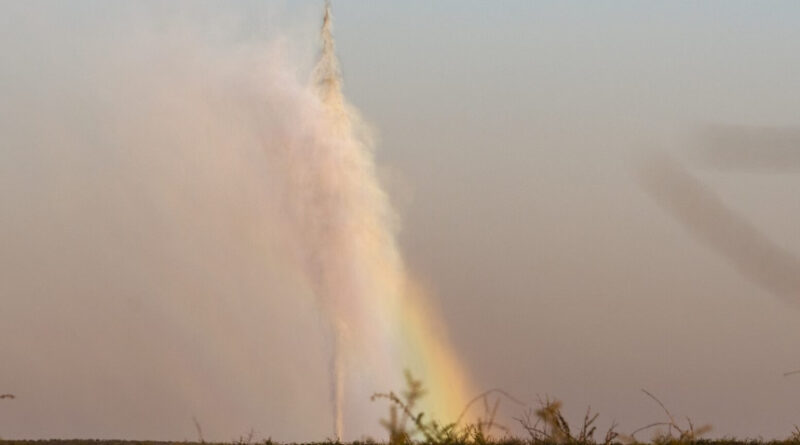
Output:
[
  {"xmin": 2, "ymin": 440, "xmax": 800, "ymax": 445},
  {"xmin": 3, "ymin": 375, "xmax": 799, "ymax": 445}
]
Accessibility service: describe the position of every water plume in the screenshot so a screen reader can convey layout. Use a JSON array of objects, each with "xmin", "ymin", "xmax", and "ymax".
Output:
[
  {"xmin": 696, "ymin": 125, "xmax": 800, "ymax": 172},
  {"xmin": 280, "ymin": 1, "xmax": 474, "ymax": 439},
  {"xmin": 639, "ymin": 155, "xmax": 800, "ymax": 303}
]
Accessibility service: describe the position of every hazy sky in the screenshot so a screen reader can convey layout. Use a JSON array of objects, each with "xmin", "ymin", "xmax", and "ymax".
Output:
[
  {"xmin": 2, "ymin": 1, "xmax": 800, "ymax": 441},
  {"xmin": 337, "ymin": 1, "xmax": 800, "ymax": 439}
]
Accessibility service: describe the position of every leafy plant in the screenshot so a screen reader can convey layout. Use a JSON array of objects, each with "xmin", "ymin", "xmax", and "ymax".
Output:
[
  {"xmin": 372, "ymin": 371, "xmax": 476, "ymax": 445},
  {"xmin": 787, "ymin": 425, "xmax": 800, "ymax": 444},
  {"xmin": 516, "ymin": 396, "xmax": 618, "ymax": 445}
]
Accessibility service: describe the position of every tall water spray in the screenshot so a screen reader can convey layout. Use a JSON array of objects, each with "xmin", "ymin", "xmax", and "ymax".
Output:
[
  {"xmin": 283, "ymin": 2, "xmax": 475, "ymax": 438},
  {"xmin": 314, "ymin": 4, "xmax": 348, "ymax": 435}
]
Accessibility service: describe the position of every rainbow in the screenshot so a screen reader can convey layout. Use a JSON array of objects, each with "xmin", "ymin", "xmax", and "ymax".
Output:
[{"xmin": 282, "ymin": 2, "xmax": 475, "ymax": 437}]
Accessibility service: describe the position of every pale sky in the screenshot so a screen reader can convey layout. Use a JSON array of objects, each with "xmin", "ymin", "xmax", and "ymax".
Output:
[{"xmin": 1, "ymin": 1, "xmax": 800, "ymax": 441}]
